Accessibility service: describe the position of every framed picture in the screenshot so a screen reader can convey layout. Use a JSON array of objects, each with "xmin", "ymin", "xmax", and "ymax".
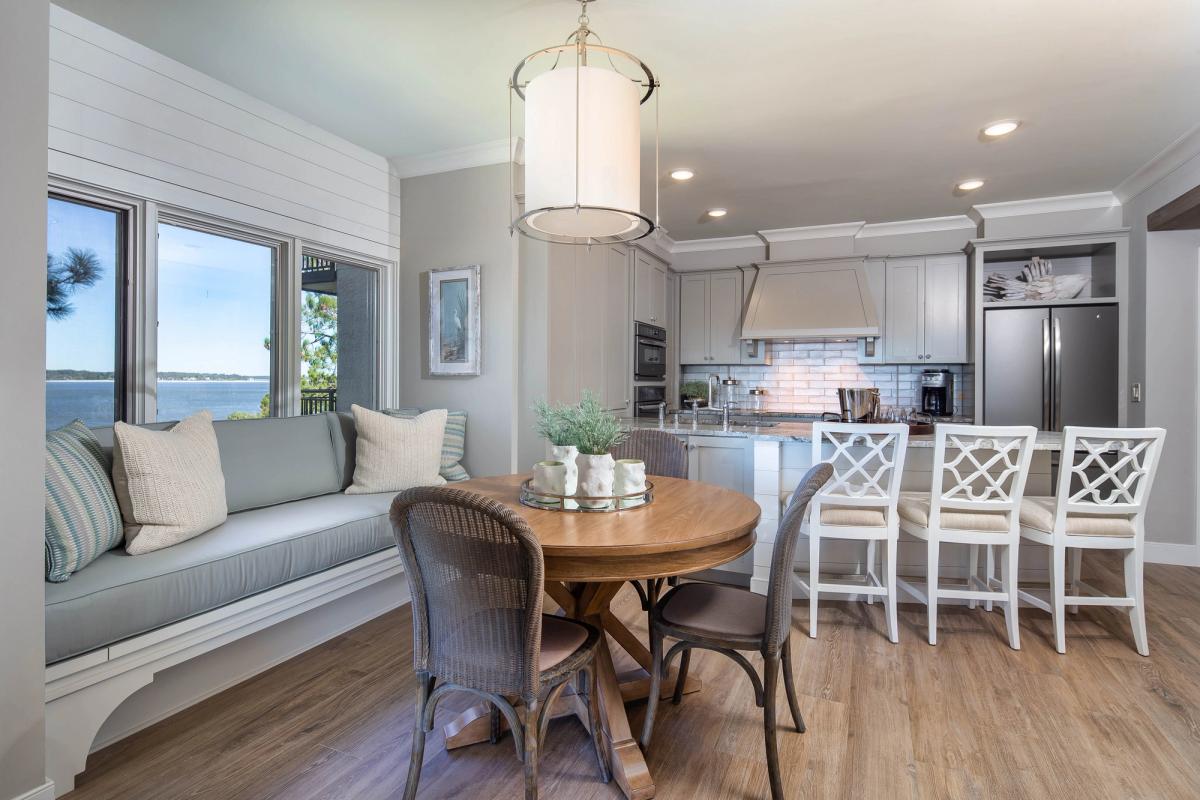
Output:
[{"xmin": 428, "ymin": 265, "xmax": 481, "ymax": 376}]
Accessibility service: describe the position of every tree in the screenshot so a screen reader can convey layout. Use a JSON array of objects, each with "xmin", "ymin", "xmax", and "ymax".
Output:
[
  {"xmin": 46, "ymin": 248, "xmax": 101, "ymax": 319},
  {"xmin": 300, "ymin": 292, "xmax": 337, "ymax": 389}
]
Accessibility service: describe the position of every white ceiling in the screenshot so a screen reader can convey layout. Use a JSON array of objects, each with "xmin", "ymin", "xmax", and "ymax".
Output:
[{"xmin": 55, "ymin": 0, "xmax": 1200, "ymax": 240}]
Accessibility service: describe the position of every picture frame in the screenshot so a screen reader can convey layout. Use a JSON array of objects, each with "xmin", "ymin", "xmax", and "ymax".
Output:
[{"xmin": 427, "ymin": 264, "xmax": 481, "ymax": 376}]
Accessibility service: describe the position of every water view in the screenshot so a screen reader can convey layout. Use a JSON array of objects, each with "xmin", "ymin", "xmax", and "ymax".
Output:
[{"xmin": 46, "ymin": 380, "xmax": 269, "ymax": 429}]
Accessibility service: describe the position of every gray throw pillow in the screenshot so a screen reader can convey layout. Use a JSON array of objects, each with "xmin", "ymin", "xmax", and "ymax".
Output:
[{"xmin": 45, "ymin": 420, "xmax": 123, "ymax": 582}]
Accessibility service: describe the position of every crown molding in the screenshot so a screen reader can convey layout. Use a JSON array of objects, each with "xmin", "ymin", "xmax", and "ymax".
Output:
[
  {"xmin": 857, "ymin": 214, "xmax": 975, "ymax": 238},
  {"xmin": 758, "ymin": 221, "xmax": 865, "ymax": 243},
  {"xmin": 670, "ymin": 235, "xmax": 765, "ymax": 254},
  {"xmin": 1114, "ymin": 123, "xmax": 1200, "ymax": 204},
  {"xmin": 969, "ymin": 191, "xmax": 1119, "ymax": 221},
  {"xmin": 392, "ymin": 138, "xmax": 523, "ymax": 179}
]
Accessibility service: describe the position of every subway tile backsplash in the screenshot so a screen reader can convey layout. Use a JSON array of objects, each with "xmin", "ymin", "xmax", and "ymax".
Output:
[{"xmin": 681, "ymin": 341, "xmax": 974, "ymax": 416}]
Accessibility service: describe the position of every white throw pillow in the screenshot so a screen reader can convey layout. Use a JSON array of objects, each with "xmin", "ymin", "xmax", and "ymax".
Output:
[
  {"xmin": 112, "ymin": 411, "xmax": 228, "ymax": 555},
  {"xmin": 347, "ymin": 405, "xmax": 447, "ymax": 494}
]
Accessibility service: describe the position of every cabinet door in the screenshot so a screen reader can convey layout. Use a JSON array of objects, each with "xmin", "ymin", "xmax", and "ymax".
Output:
[
  {"xmin": 679, "ymin": 274, "xmax": 710, "ymax": 364},
  {"xmin": 652, "ymin": 260, "xmax": 668, "ymax": 325},
  {"xmin": 687, "ymin": 436, "xmax": 752, "ymax": 495},
  {"xmin": 923, "ymin": 254, "xmax": 968, "ymax": 363},
  {"xmin": 633, "ymin": 251, "xmax": 655, "ymax": 324},
  {"xmin": 603, "ymin": 245, "xmax": 630, "ymax": 411},
  {"xmin": 708, "ymin": 271, "xmax": 743, "ymax": 364},
  {"xmin": 574, "ymin": 244, "xmax": 606, "ymax": 400},
  {"xmin": 883, "ymin": 258, "xmax": 925, "ymax": 363}
]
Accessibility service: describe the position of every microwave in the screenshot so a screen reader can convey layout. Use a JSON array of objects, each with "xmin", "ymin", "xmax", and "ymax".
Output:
[{"xmin": 634, "ymin": 322, "xmax": 667, "ymax": 381}]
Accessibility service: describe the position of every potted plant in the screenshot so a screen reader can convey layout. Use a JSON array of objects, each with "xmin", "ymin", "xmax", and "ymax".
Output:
[
  {"xmin": 680, "ymin": 380, "xmax": 708, "ymax": 408},
  {"xmin": 564, "ymin": 391, "xmax": 627, "ymax": 508},
  {"xmin": 533, "ymin": 398, "xmax": 579, "ymax": 496}
]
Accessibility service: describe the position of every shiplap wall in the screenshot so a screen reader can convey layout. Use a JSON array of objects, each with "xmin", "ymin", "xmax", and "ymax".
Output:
[{"xmin": 47, "ymin": 4, "xmax": 400, "ymax": 259}]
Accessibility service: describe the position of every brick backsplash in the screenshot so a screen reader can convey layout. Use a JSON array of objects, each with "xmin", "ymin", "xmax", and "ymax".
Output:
[{"xmin": 681, "ymin": 341, "xmax": 975, "ymax": 416}]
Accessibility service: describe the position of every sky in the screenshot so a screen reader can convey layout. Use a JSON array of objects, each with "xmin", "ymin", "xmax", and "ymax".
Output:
[{"xmin": 46, "ymin": 198, "xmax": 272, "ymax": 376}]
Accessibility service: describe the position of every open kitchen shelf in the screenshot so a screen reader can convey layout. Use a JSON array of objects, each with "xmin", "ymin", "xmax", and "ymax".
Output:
[{"xmin": 981, "ymin": 240, "xmax": 1118, "ymax": 305}]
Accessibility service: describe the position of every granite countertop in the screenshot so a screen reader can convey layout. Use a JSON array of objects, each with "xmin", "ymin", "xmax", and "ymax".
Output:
[{"xmin": 621, "ymin": 417, "xmax": 1067, "ymax": 450}]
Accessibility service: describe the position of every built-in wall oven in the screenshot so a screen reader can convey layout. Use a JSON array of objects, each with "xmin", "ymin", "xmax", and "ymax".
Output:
[
  {"xmin": 634, "ymin": 322, "xmax": 667, "ymax": 382},
  {"xmin": 634, "ymin": 385, "xmax": 668, "ymax": 418}
]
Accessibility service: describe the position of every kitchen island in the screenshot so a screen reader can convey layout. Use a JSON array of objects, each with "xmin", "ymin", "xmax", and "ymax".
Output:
[{"xmin": 620, "ymin": 417, "xmax": 1065, "ymax": 594}]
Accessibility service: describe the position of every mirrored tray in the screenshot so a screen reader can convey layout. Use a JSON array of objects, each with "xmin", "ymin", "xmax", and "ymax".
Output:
[{"xmin": 519, "ymin": 478, "xmax": 655, "ymax": 513}]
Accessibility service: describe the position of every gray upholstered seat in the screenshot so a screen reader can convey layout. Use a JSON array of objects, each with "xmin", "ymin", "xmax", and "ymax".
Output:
[
  {"xmin": 45, "ymin": 492, "xmax": 394, "ymax": 663},
  {"xmin": 660, "ymin": 583, "xmax": 768, "ymax": 639}
]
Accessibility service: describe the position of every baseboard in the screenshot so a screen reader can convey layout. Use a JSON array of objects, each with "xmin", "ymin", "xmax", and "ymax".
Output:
[
  {"xmin": 8, "ymin": 780, "xmax": 55, "ymax": 800},
  {"xmin": 1145, "ymin": 541, "xmax": 1200, "ymax": 567}
]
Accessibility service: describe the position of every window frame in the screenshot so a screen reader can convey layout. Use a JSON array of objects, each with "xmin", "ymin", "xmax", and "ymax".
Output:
[{"xmin": 46, "ymin": 181, "xmax": 139, "ymax": 425}]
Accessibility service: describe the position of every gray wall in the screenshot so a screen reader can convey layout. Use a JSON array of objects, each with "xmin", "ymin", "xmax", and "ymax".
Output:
[
  {"xmin": 0, "ymin": 0, "xmax": 50, "ymax": 796},
  {"xmin": 1124, "ymin": 150, "xmax": 1200, "ymax": 549},
  {"xmin": 398, "ymin": 163, "xmax": 517, "ymax": 477}
]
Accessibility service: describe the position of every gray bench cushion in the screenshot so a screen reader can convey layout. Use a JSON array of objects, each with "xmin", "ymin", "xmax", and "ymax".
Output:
[
  {"xmin": 92, "ymin": 415, "xmax": 342, "ymax": 513},
  {"xmin": 45, "ymin": 492, "xmax": 396, "ymax": 664}
]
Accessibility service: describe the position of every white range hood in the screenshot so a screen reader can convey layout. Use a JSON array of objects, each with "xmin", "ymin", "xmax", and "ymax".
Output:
[{"xmin": 740, "ymin": 257, "xmax": 880, "ymax": 340}]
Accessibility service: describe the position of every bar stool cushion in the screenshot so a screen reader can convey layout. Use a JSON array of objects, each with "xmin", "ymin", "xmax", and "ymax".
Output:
[
  {"xmin": 1020, "ymin": 497, "xmax": 1136, "ymax": 538},
  {"xmin": 660, "ymin": 583, "xmax": 767, "ymax": 638},
  {"xmin": 819, "ymin": 505, "xmax": 887, "ymax": 527},
  {"xmin": 539, "ymin": 615, "xmax": 590, "ymax": 671},
  {"xmin": 898, "ymin": 491, "xmax": 1009, "ymax": 532}
]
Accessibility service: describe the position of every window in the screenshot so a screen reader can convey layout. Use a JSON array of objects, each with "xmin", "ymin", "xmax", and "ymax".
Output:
[
  {"xmin": 156, "ymin": 222, "xmax": 275, "ymax": 421},
  {"xmin": 45, "ymin": 195, "xmax": 125, "ymax": 429},
  {"xmin": 299, "ymin": 254, "xmax": 379, "ymax": 413}
]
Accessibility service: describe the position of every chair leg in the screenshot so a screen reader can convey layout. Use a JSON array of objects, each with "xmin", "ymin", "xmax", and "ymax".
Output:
[
  {"xmin": 1051, "ymin": 544, "xmax": 1067, "ymax": 654},
  {"xmin": 640, "ymin": 628, "xmax": 663, "ymax": 751},
  {"xmin": 1125, "ymin": 546, "xmax": 1149, "ymax": 657},
  {"xmin": 985, "ymin": 544, "xmax": 995, "ymax": 612},
  {"xmin": 781, "ymin": 638, "xmax": 806, "ymax": 733},
  {"xmin": 672, "ymin": 648, "xmax": 691, "ymax": 705},
  {"xmin": 967, "ymin": 543, "xmax": 979, "ymax": 610},
  {"xmin": 885, "ymin": 537, "xmax": 899, "ymax": 644},
  {"xmin": 403, "ymin": 673, "xmax": 434, "ymax": 800},
  {"xmin": 523, "ymin": 697, "xmax": 540, "ymax": 800},
  {"xmin": 865, "ymin": 539, "xmax": 876, "ymax": 605},
  {"xmin": 1068, "ymin": 548, "xmax": 1083, "ymax": 614},
  {"xmin": 583, "ymin": 666, "xmax": 611, "ymax": 783},
  {"xmin": 489, "ymin": 704, "xmax": 502, "ymax": 744},
  {"xmin": 762, "ymin": 654, "xmax": 785, "ymax": 800},
  {"xmin": 808, "ymin": 533, "xmax": 820, "ymax": 638},
  {"xmin": 1002, "ymin": 543, "xmax": 1021, "ymax": 650},
  {"xmin": 927, "ymin": 539, "xmax": 939, "ymax": 646}
]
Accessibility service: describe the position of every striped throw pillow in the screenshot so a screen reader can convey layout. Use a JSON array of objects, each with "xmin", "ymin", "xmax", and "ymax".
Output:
[
  {"xmin": 385, "ymin": 408, "xmax": 469, "ymax": 482},
  {"xmin": 45, "ymin": 420, "xmax": 123, "ymax": 582}
]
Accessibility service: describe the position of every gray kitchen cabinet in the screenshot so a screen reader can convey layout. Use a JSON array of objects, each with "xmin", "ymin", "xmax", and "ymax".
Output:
[
  {"xmin": 687, "ymin": 436, "xmax": 753, "ymax": 495},
  {"xmin": 633, "ymin": 249, "xmax": 668, "ymax": 325},
  {"xmin": 883, "ymin": 253, "xmax": 967, "ymax": 364},
  {"xmin": 679, "ymin": 269, "xmax": 745, "ymax": 365}
]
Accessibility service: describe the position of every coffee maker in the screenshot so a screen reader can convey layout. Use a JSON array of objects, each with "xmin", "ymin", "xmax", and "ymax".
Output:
[{"xmin": 920, "ymin": 370, "xmax": 954, "ymax": 417}]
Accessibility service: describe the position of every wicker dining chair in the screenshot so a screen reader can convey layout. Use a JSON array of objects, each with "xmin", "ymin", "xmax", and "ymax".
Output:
[
  {"xmin": 640, "ymin": 462, "xmax": 834, "ymax": 800},
  {"xmin": 390, "ymin": 487, "xmax": 610, "ymax": 800},
  {"xmin": 611, "ymin": 429, "xmax": 691, "ymax": 612}
]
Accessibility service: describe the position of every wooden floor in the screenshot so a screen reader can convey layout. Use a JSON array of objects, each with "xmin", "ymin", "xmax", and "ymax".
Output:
[{"xmin": 68, "ymin": 553, "xmax": 1200, "ymax": 800}]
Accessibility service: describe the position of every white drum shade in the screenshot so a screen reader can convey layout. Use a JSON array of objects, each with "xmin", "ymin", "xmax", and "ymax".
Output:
[{"xmin": 523, "ymin": 65, "xmax": 643, "ymax": 240}]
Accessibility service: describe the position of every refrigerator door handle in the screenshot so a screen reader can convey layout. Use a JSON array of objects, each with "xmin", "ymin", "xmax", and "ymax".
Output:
[
  {"xmin": 1053, "ymin": 316, "xmax": 1063, "ymax": 431},
  {"xmin": 1042, "ymin": 317, "xmax": 1052, "ymax": 431}
]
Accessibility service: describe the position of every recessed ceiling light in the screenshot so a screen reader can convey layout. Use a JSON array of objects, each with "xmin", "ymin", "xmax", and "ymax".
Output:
[
  {"xmin": 957, "ymin": 179, "xmax": 985, "ymax": 192},
  {"xmin": 670, "ymin": 168, "xmax": 695, "ymax": 181},
  {"xmin": 982, "ymin": 120, "xmax": 1020, "ymax": 138},
  {"xmin": 706, "ymin": 208, "xmax": 727, "ymax": 218}
]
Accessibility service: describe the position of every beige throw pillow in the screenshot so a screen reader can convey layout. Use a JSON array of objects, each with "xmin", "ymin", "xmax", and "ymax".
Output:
[
  {"xmin": 347, "ymin": 405, "xmax": 447, "ymax": 494},
  {"xmin": 112, "ymin": 411, "xmax": 228, "ymax": 555}
]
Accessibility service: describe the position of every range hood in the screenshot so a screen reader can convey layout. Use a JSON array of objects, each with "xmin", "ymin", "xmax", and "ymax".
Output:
[{"xmin": 741, "ymin": 257, "xmax": 880, "ymax": 340}]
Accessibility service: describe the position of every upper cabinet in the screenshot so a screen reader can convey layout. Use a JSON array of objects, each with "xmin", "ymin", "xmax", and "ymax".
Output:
[
  {"xmin": 882, "ymin": 253, "xmax": 968, "ymax": 364},
  {"xmin": 633, "ymin": 249, "xmax": 668, "ymax": 325},
  {"xmin": 679, "ymin": 270, "xmax": 746, "ymax": 364}
]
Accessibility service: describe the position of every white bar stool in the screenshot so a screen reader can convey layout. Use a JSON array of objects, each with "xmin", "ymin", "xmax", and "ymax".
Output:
[
  {"xmin": 896, "ymin": 424, "xmax": 1037, "ymax": 649},
  {"xmin": 798, "ymin": 422, "xmax": 909, "ymax": 643},
  {"xmin": 1016, "ymin": 426, "xmax": 1165, "ymax": 656}
]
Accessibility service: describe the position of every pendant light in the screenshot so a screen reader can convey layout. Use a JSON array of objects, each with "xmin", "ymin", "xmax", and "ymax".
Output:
[{"xmin": 509, "ymin": 0, "xmax": 659, "ymax": 245}]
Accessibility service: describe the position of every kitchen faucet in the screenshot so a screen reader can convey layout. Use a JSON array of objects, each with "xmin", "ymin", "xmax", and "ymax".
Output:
[{"xmin": 708, "ymin": 373, "xmax": 721, "ymax": 408}]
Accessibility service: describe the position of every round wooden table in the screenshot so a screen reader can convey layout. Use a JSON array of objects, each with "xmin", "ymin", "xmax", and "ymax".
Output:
[{"xmin": 443, "ymin": 474, "xmax": 760, "ymax": 800}]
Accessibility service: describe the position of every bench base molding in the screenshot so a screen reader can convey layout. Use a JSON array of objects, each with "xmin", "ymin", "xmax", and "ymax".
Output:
[{"xmin": 45, "ymin": 549, "xmax": 408, "ymax": 797}]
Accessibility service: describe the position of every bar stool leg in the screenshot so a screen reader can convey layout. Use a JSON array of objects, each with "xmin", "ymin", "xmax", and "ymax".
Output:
[
  {"xmin": 1051, "ymin": 544, "xmax": 1067, "ymax": 654},
  {"xmin": 927, "ymin": 539, "xmax": 940, "ymax": 646},
  {"xmin": 865, "ymin": 539, "xmax": 876, "ymax": 605},
  {"xmin": 885, "ymin": 537, "xmax": 899, "ymax": 644},
  {"xmin": 1068, "ymin": 548, "xmax": 1083, "ymax": 614},
  {"xmin": 1126, "ymin": 546, "xmax": 1149, "ymax": 656},
  {"xmin": 968, "ymin": 543, "xmax": 980, "ymax": 610},
  {"xmin": 1002, "ymin": 543, "xmax": 1021, "ymax": 650},
  {"xmin": 985, "ymin": 545, "xmax": 995, "ymax": 612}
]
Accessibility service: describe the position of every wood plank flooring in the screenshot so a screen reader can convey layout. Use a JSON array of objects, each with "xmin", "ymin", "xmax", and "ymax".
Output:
[{"xmin": 67, "ymin": 553, "xmax": 1200, "ymax": 799}]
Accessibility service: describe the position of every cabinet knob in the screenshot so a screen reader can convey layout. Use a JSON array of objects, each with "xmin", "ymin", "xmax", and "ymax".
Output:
[{"xmin": 925, "ymin": 354, "xmax": 932, "ymax": 359}]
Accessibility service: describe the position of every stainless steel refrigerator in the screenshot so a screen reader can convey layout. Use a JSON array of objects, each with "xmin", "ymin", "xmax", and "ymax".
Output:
[{"xmin": 983, "ymin": 305, "xmax": 1118, "ymax": 430}]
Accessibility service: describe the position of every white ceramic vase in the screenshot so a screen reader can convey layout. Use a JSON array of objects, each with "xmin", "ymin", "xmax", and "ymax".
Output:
[
  {"xmin": 613, "ymin": 459, "xmax": 647, "ymax": 508},
  {"xmin": 531, "ymin": 460, "xmax": 567, "ymax": 505},
  {"xmin": 550, "ymin": 445, "xmax": 579, "ymax": 495},
  {"xmin": 576, "ymin": 452, "xmax": 615, "ymax": 509}
]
